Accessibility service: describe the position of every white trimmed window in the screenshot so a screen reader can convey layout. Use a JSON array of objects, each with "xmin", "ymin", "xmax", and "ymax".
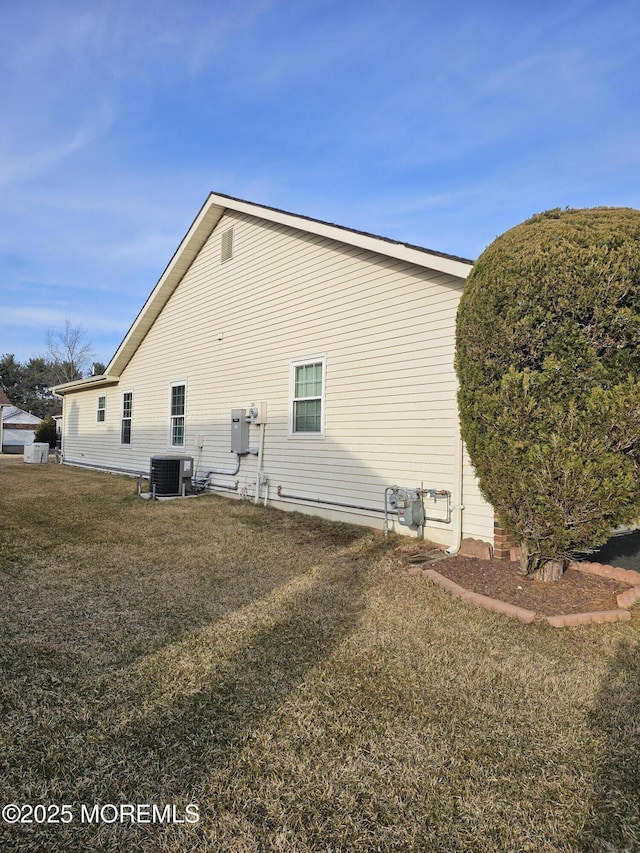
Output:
[
  {"xmin": 97, "ymin": 395, "xmax": 106, "ymax": 423},
  {"xmin": 170, "ymin": 383, "xmax": 186, "ymax": 448},
  {"xmin": 290, "ymin": 357, "xmax": 325, "ymax": 437},
  {"xmin": 121, "ymin": 392, "xmax": 132, "ymax": 445}
]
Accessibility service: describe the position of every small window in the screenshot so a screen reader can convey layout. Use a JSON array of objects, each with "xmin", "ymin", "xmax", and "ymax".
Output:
[
  {"xmin": 97, "ymin": 395, "xmax": 106, "ymax": 423},
  {"xmin": 221, "ymin": 227, "xmax": 234, "ymax": 262},
  {"xmin": 121, "ymin": 392, "xmax": 132, "ymax": 445},
  {"xmin": 290, "ymin": 358, "xmax": 325, "ymax": 436},
  {"xmin": 170, "ymin": 384, "xmax": 186, "ymax": 448}
]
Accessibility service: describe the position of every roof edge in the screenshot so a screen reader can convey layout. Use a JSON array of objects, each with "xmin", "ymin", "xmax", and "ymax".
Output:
[
  {"xmin": 208, "ymin": 191, "xmax": 475, "ymax": 270},
  {"xmin": 96, "ymin": 191, "xmax": 474, "ymax": 383},
  {"xmin": 51, "ymin": 374, "xmax": 119, "ymax": 396}
]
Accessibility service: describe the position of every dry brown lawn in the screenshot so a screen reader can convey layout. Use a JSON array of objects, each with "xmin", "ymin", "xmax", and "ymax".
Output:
[{"xmin": 1, "ymin": 456, "xmax": 639, "ymax": 852}]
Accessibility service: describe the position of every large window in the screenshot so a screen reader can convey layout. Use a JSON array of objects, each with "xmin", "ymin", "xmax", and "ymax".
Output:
[
  {"xmin": 121, "ymin": 392, "xmax": 132, "ymax": 445},
  {"xmin": 170, "ymin": 384, "xmax": 186, "ymax": 448},
  {"xmin": 97, "ymin": 395, "xmax": 106, "ymax": 423},
  {"xmin": 290, "ymin": 358, "xmax": 325, "ymax": 436}
]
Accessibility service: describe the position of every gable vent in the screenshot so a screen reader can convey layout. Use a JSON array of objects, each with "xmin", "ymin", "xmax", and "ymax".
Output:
[{"xmin": 221, "ymin": 227, "xmax": 234, "ymax": 262}]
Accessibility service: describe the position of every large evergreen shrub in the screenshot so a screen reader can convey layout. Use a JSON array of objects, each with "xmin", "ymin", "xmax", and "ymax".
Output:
[
  {"xmin": 34, "ymin": 415, "xmax": 57, "ymax": 448},
  {"xmin": 456, "ymin": 207, "xmax": 640, "ymax": 578}
]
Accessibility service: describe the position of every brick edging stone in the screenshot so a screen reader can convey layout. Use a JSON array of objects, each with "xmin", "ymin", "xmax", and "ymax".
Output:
[
  {"xmin": 617, "ymin": 586, "xmax": 640, "ymax": 608},
  {"xmin": 423, "ymin": 569, "xmax": 537, "ymax": 624},
  {"xmin": 546, "ymin": 610, "xmax": 631, "ymax": 627},
  {"xmin": 569, "ymin": 560, "xmax": 640, "ymax": 585},
  {"xmin": 414, "ymin": 565, "xmax": 638, "ymax": 628},
  {"xmin": 569, "ymin": 560, "xmax": 640, "ymax": 613}
]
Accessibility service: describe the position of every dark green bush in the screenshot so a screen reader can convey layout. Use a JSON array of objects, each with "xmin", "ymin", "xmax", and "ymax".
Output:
[
  {"xmin": 34, "ymin": 415, "xmax": 57, "ymax": 448},
  {"xmin": 456, "ymin": 207, "xmax": 640, "ymax": 576}
]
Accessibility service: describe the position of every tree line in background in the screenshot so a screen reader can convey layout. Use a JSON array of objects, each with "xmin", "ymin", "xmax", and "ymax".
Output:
[{"xmin": 0, "ymin": 321, "xmax": 105, "ymax": 419}]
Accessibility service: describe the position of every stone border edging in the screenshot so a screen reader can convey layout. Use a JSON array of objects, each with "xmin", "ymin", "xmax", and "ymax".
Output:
[
  {"xmin": 570, "ymin": 560, "xmax": 640, "ymax": 585},
  {"xmin": 423, "ymin": 568, "xmax": 537, "ymax": 624},
  {"xmin": 570, "ymin": 560, "xmax": 640, "ymax": 612},
  {"xmin": 546, "ymin": 610, "xmax": 631, "ymax": 627},
  {"xmin": 617, "ymin": 586, "xmax": 640, "ymax": 608},
  {"xmin": 412, "ymin": 564, "xmax": 638, "ymax": 628}
]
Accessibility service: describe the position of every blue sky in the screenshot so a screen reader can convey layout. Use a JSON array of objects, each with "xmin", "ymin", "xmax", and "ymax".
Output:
[{"xmin": 1, "ymin": 0, "xmax": 639, "ymax": 367}]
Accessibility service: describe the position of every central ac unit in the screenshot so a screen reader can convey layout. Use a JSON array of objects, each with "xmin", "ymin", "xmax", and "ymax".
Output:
[
  {"xmin": 150, "ymin": 455, "xmax": 194, "ymax": 496},
  {"xmin": 24, "ymin": 443, "xmax": 50, "ymax": 464}
]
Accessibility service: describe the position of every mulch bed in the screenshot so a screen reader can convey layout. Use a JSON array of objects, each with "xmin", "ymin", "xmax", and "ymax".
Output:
[{"xmin": 424, "ymin": 555, "xmax": 633, "ymax": 617}]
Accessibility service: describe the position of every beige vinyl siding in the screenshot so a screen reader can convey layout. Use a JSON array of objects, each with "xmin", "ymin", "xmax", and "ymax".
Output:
[
  {"xmin": 61, "ymin": 210, "xmax": 494, "ymax": 546},
  {"xmin": 461, "ymin": 445, "xmax": 495, "ymax": 541}
]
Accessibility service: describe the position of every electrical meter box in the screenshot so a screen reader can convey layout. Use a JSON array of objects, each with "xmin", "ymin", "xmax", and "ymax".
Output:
[
  {"xmin": 231, "ymin": 408, "xmax": 249, "ymax": 454},
  {"xmin": 249, "ymin": 401, "xmax": 267, "ymax": 425},
  {"xmin": 393, "ymin": 488, "xmax": 425, "ymax": 528}
]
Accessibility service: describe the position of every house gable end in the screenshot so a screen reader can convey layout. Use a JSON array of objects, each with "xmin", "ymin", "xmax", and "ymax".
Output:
[{"xmin": 91, "ymin": 192, "xmax": 474, "ymax": 384}]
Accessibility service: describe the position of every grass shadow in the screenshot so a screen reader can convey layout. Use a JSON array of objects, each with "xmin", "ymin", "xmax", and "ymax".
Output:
[
  {"xmin": 582, "ymin": 639, "xmax": 640, "ymax": 851},
  {"xmin": 0, "ymin": 559, "xmax": 370, "ymax": 852}
]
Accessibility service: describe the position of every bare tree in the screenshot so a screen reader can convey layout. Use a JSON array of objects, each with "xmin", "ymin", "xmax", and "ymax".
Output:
[{"xmin": 47, "ymin": 320, "xmax": 94, "ymax": 383}]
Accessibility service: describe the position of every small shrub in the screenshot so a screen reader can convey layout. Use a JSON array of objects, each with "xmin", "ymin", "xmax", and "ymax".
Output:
[{"xmin": 34, "ymin": 415, "xmax": 57, "ymax": 448}]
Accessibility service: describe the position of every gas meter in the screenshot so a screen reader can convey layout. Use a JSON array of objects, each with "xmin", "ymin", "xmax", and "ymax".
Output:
[{"xmin": 390, "ymin": 488, "xmax": 425, "ymax": 528}]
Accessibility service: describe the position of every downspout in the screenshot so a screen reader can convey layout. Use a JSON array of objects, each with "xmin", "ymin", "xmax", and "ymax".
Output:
[
  {"xmin": 445, "ymin": 416, "xmax": 464, "ymax": 555},
  {"xmin": 0, "ymin": 404, "xmax": 4, "ymax": 454},
  {"xmin": 58, "ymin": 395, "xmax": 65, "ymax": 461}
]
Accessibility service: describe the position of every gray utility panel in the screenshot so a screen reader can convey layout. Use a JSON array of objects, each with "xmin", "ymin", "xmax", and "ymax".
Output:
[{"xmin": 231, "ymin": 408, "xmax": 249, "ymax": 454}]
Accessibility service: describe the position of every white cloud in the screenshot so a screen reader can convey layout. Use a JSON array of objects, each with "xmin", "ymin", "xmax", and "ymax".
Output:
[
  {"xmin": 0, "ymin": 305, "xmax": 128, "ymax": 335},
  {"xmin": 0, "ymin": 128, "xmax": 91, "ymax": 189}
]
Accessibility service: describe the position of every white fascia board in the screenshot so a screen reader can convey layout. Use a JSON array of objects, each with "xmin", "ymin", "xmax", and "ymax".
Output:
[
  {"xmin": 213, "ymin": 194, "xmax": 473, "ymax": 279},
  {"xmin": 50, "ymin": 374, "xmax": 120, "ymax": 397}
]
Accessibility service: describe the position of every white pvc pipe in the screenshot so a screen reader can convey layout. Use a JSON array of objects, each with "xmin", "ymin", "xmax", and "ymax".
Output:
[{"xmin": 445, "ymin": 417, "xmax": 464, "ymax": 555}]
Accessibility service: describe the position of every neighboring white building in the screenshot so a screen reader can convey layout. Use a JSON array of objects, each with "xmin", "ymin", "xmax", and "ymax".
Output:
[
  {"xmin": 52, "ymin": 192, "xmax": 495, "ymax": 550},
  {"xmin": 0, "ymin": 389, "xmax": 42, "ymax": 453}
]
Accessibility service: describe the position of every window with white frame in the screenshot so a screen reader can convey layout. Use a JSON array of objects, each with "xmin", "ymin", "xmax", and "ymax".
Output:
[
  {"xmin": 170, "ymin": 383, "xmax": 186, "ymax": 448},
  {"xmin": 121, "ymin": 392, "xmax": 132, "ymax": 445},
  {"xmin": 97, "ymin": 395, "xmax": 106, "ymax": 423},
  {"xmin": 290, "ymin": 358, "xmax": 325, "ymax": 435}
]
